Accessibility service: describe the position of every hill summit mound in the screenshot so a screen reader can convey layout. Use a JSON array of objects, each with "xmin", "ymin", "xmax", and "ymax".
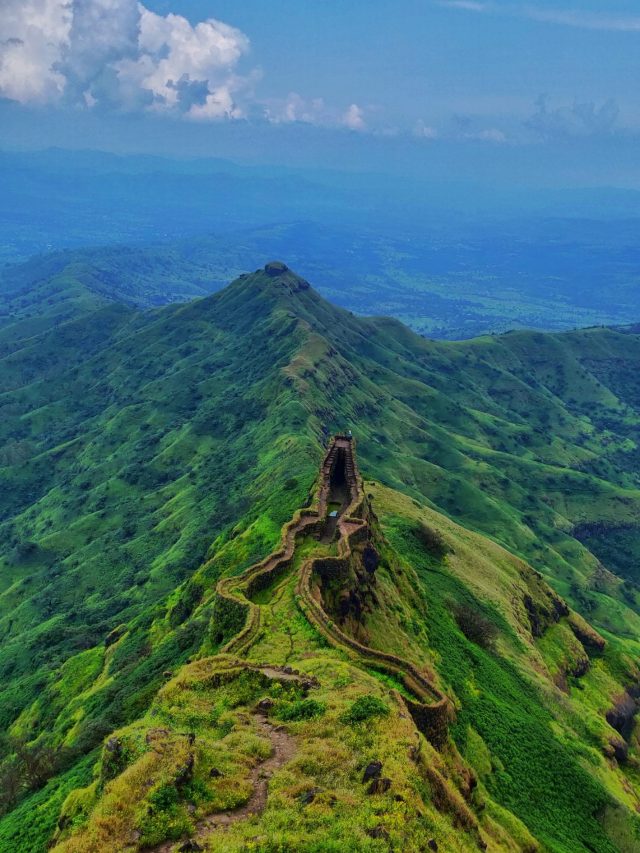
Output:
[
  {"xmin": 264, "ymin": 260, "xmax": 289, "ymax": 276},
  {"xmin": 260, "ymin": 260, "xmax": 310, "ymax": 292}
]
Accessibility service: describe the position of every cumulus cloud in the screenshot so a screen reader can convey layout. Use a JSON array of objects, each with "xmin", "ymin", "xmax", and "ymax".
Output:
[
  {"xmin": 527, "ymin": 95, "xmax": 620, "ymax": 139},
  {"xmin": 263, "ymin": 92, "xmax": 366, "ymax": 131},
  {"xmin": 341, "ymin": 103, "xmax": 366, "ymax": 131},
  {"xmin": 264, "ymin": 92, "xmax": 328, "ymax": 125},
  {"xmin": 0, "ymin": 0, "xmax": 72, "ymax": 103},
  {"xmin": 0, "ymin": 0, "xmax": 253, "ymax": 119}
]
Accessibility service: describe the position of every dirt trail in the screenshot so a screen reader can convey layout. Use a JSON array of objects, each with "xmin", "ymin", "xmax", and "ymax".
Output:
[
  {"xmin": 152, "ymin": 712, "xmax": 296, "ymax": 852},
  {"xmin": 195, "ymin": 712, "xmax": 295, "ymax": 835}
]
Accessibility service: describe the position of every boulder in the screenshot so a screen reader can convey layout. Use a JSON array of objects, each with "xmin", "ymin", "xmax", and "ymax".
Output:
[
  {"xmin": 179, "ymin": 841, "xmax": 203, "ymax": 852},
  {"xmin": 175, "ymin": 754, "xmax": 194, "ymax": 787},
  {"xmin": 298, "ymin": 787, "xmax": 323, "ymax": 805},
  {"xmin": 366, "ymin": 777, "xmax": 391, "ymax": 795},
  {"xmin": 366, "ymin": 826, "xmax": 390, "ymax": 841},
  {"xmin": 362, "ymin": 760, "xmax": 383, "ymax": 783}
]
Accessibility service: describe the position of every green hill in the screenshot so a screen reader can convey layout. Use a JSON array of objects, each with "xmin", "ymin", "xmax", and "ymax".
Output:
[{"xmin": 1, "ymin": 262, "xmax": 639, "ymax": 852}]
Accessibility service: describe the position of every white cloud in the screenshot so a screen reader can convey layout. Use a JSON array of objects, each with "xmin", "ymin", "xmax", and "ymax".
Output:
[
  {"xmin": 264, "ymin": 92, "xmax": 328, "ymax": 125},
  {"xmin": 0, "ymin": 0, "xmax": 253, "ymax": 119},
  {"xmin": 413, "ymin": 120, "xmax": 438, "ymax": 139},
  {"xmin": 342, "ymin": 103, "xmax": 366, "ymax": 131},
  {"xmin": 439, "ymin": 1, "xmax": 488, "ymax": 11},
  {"xmin": 263, "ymin": 93, "xmax": 366, "ymax": 131},
  {"xmin": 468, "ymin": 127, "xmax": 507, "ymax": 142},
  {"xmin": 525, "ymin": 7, "xmax": 640, "ymax": 32},
  {"xmin": 0, "ymin": 0, "xmax": 72, "ymax": 103},
  {"xmin": 438, "ymin": 0, "xmax": 640, "ymax": 31}
]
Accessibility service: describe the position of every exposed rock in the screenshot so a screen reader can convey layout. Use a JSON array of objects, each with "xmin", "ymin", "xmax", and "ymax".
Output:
[
  {"xmin": 427, "ymin": 841, "xmax": 439, "ymax": 852},
  {"xmin": 298, "ymin": 786, "xmax": 323, "ymax": 805},
  {"xmin": 607, "ymin": 737, "xmax": 629, "ymax": 763},
  {"xmin": 104, "ymin": 624, "xmax": 126, "ymax": 648},
  {"xmin": 179, "ymin": 841, "xmax": 203, "ymax": 852},
  {"xmin": 366, "ymin": 826, "xmax": 390, "ymax": 841},
  {"xmin": 101, "ymin": 736, "xmax": 124, "ymax": 781},
  {"xmin": 522, "ymin": 579, "xmax": 568, "ymax": 639},
  {"xmin": 175, "ymin": 754, "xmax": 194, "ymax": 787},
  {"xmin": 568, "ymin": 612, "xmax": 606, "ymax": 652},
  {"xmin": 105, "ymin": 736, "xmax": 121, "ymax": 754},
  {"xmin": 361, "ymin": 544, "xmax": 380, "ymax": 575},
  {"xmin": 256, "ymin": 697, "xmax": 276, "ymax": 713},
  {"xmin": 145, "ymin": 728, "xmax": 169, "ymax": 750},
  {"xmin": 570, "ymin": 656, "xmax": 590, "ymax": 679},
  {"xmin": 606, "ymin": 690, "xmax": 639, "ymax": 743},
  {"xmin": 362, "ymin": 760, "xmax": 383, "ymax": 782},
  {"xmin": 366, "ymin": 776, "xmax": 392, "ymax": 795},
  {"xmin": 209, "ymin": 767, "xmax": 223, "ymax": 778}
]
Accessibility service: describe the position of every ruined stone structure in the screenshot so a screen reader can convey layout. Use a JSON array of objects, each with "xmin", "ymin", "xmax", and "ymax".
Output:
[{"xmin": 214, "ymin": 435, "xmax": 453, "ymax": 746}]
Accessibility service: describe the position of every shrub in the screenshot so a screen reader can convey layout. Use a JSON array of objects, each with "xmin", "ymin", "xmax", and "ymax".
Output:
[
  {"xmin": 414, "ymin": 521, "xmax": 448, "ymax": 558},
  {"xmin": 148, "ymin": 783, "xmax": 179, "ymax": 811},
  {"xmin": 273, "ymin": 699, "xmax": 326, "ymax": 722},
  {"xmin": 340, "ymin": 695, "xmax": 389, "ymax": 725},
  {"xmin": 453, "ymin": 603, "xmax": 499, "ymax": 650}
]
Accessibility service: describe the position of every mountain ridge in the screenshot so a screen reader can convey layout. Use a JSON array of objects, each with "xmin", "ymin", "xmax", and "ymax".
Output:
[{"xmin": 1, "ymin": 262, "xmax": 640, "ymax": 851}]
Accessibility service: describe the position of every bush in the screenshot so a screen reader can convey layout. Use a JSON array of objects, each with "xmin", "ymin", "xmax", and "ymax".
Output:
[
  {"xmin": 414, "ymin": 521, "xmax": 448, "ymax": 558},
  {"xmin": 453, "ymin": 603, "xmax": 499, "ymax": 650},
  {"xmin": 148, "ymin": 783, "xmax": 179, "ymax": 811},
  {"xmin": 340, "ymin": 695, "xmax": 389, "ymax": 725},
  {"xmin": 273, "ymin": 699, "xmax": 326, "ymax": 722}
]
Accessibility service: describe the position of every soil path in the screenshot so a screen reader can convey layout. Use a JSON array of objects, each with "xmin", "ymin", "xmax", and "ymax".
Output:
[
  {"xmin": 194, "ymin": 712, "xmax": 296, "ymax": 835},
  {"xmin": 152, "ymin": 712, "xmax": 295, "ymax": 852}
]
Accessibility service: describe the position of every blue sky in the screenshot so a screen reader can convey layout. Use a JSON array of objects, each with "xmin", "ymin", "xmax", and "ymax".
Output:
[
  {"xmin": 158, "ymin": 0, "xmax": 639, "ymax": 128},
  {"xmin": 1, "ymin": 0, "xmax": 639, "ymax": 186}
]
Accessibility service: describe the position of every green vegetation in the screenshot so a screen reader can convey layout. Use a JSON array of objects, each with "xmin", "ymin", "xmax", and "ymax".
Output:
[
  {"xmin": 1, "ymin": 261, "xmax": 640, "ymax": 851},
  {"xmin": 340, "ymin": 695, "xmax": 390, "ymax": 725},
  {"xmin": 273, "ymin": 698, "xmax": 327, "ymax": 722}
]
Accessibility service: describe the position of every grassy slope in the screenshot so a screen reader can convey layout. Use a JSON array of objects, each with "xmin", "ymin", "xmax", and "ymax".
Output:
[
  {"xmin": 47, "ymin": 479, "xmax": 640, "ymax": 853},
  {"xmin": 0, "ymin": 265, "xmax": 639, "ymax": 850}
]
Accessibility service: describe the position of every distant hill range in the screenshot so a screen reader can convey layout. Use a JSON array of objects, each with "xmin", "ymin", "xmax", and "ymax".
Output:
[{"xmin": 2, "ymin": 147, "xmax": 640, "ymax": 338}]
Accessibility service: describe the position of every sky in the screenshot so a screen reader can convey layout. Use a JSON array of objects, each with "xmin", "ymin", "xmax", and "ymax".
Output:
[{"xmin": 1, "ymin": 0, "xmax": 639, "ymax": 186}]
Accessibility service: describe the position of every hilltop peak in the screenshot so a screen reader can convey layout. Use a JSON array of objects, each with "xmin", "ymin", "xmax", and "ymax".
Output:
[
  {"xmin": 231, "ymin": 261, "xmax": 312, "ymax": 297},
  {"xmin": 261, "ymin": 260, "xmax": 311, "ymax": 293},
  {"xmin": 264, "ymin": 260, "xmax": 289, "ymax": 276}
]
